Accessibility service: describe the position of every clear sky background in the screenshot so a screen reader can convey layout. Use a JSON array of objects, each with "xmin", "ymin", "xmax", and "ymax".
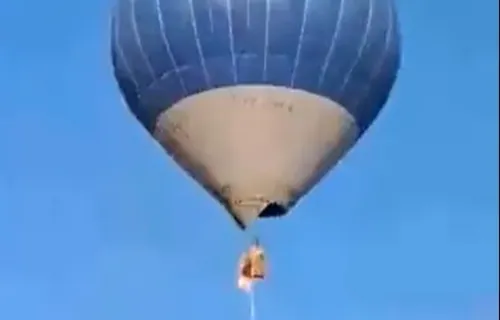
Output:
[{"xmin": 0, "ymin": 0, "xmax": 498, "ymax": 319}]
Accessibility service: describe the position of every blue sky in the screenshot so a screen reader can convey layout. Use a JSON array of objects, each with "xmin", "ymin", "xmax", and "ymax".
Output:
[{"xmin": 0, "ymin": 0, "xmax": 498, "ymax": 319}]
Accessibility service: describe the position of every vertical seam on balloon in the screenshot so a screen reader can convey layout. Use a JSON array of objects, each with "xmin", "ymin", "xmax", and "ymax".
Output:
[
  {"xmin": 290, "ymin": 0, "xmax": 310, "ymax": 87},
  {"xmin": 263, "ymin": 0, "xmax": 270, "ymax": 81},
  {"xmin": 317, "ymin": 0, "xmax": 345, "ymax": 88},
  {"xmin": 207, "ymin": 0, "xmax": 214, "ymax": 33},
  {"xmin": 226, "ymin": 0, "xmax": 238, "ymax": 83},
  {"xmin": 352, "ymin": 0, "xmax": 394, "ymax": 110},
  {"xmin": 337, "ymin": 0, "xmax": 374, "ymax": 96},
  {"xmin": 130, "ymin": 0, "xmax": 155, "ymax": 80},
  {"xmin": 113, "ymin": 15, "xmax": 139, "ymax": 88},
  {"xmin": 154, "ymin": 0, "xmax": 187, "ymax": 95},
  {"xmin": 246, "ymin": 0, "xmax": 251, "ymax": 28},
  {"xmin": 188, "ymin": 0, "xmax": 212, "ymax": 88}
]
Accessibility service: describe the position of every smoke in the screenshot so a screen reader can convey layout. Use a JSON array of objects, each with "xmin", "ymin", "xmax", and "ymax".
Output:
[{"xmin": 249, "ymin": 288, "xmax": 256, "ymax": 320}]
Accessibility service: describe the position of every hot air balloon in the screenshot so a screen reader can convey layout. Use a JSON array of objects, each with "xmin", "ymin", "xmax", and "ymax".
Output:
[{"xmin": 110, "ymin": 0, "xmax": 401, "ymax": 230}]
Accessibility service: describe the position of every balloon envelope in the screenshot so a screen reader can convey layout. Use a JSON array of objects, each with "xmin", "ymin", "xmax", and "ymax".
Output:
[{"xmin": 111, "ymin": 0, "xmax": 401, "ymax": 228}]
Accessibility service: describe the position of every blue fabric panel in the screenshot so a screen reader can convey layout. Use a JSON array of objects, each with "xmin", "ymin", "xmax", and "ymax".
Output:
[{"xmin": 111, "ymin": 0, "xmax": 401, "ymax": 133}]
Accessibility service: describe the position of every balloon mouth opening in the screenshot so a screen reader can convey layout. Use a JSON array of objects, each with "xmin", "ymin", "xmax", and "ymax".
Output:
[
  {"xmin": 258, "ymin": 202, "xmax": 287, "ymax": 219},
  {"xmin": 233, "ymin": 202, "xmax": 288, "ymax": 230},
  {"xmin": 231, "ymin": 200, "xmax": 289, "ymax": 230}
]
